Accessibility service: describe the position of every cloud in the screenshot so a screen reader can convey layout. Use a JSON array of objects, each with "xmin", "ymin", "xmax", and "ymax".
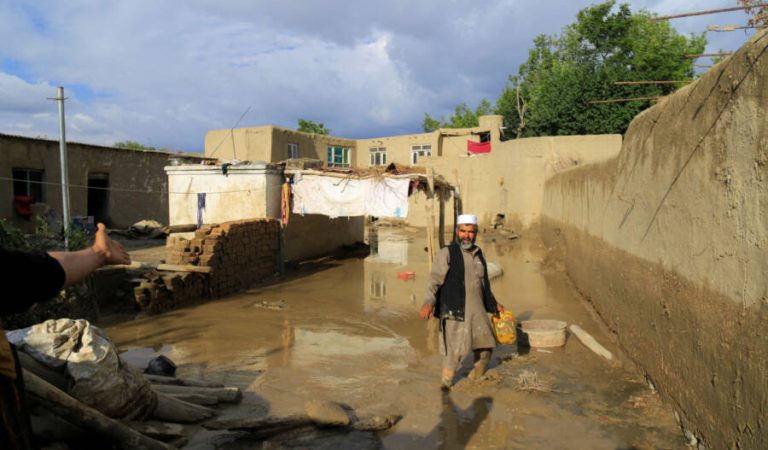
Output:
[{"xmin": 0, "ymin": 0, "xmax": 759, "ymax": 151}]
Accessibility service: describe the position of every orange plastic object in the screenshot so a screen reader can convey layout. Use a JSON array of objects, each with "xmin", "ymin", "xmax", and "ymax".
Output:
[
  {"xmin": 396, "ymin": 271, "xmax": 416, "ymax": 281},
  {"xmin": 492, "ymin": 310, "xmax": 517, "ymax": 345}
]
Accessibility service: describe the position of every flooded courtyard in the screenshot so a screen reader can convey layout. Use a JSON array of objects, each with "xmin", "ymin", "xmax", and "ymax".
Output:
[{"xmin": 105, "ymin": 227, "xmax": 688, "ymax": 449}]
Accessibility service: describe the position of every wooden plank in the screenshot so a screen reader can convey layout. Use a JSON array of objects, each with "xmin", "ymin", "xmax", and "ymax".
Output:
[
  {"xmin": 144, "ymin": 374, "xmax": 225, "ymax": 388},
  {"xmin": 156, "ymin": 264, "xmax": 212, "ymax": 273},
  {"xmin": 651, "ymin": 4, "xmax": 767, "ymax": 21},
  {"xmin": 151, "ymin": 384, "xmax": 242, "ymax": 403}
]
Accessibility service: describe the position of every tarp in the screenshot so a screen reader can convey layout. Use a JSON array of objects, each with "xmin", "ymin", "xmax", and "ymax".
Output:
[
  {"xmin": 467, "ymin": 140, "xmax": 491, "ymax": 154},
  {"xmin": 291, "ymin": 174, "xmax": 409, "ymax": 218}
]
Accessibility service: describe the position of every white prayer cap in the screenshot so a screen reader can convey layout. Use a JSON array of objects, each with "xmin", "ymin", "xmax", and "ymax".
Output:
[{"xmin": 457, "ymin": 214, "xmax": 478, "ymax": 226}]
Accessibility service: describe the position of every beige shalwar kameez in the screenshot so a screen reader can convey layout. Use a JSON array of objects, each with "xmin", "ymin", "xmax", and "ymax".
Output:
[{"xmin": 424, "ymin": 245, "xmax": 496, "ymax": 371}]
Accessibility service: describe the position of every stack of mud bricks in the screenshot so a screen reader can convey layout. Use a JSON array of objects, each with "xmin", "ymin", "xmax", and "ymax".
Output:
[
  {"xmin": 192, "ymin": 219, "xmax": 280, "ymax": 297},
  {"xmin": 133, "ymin": 271, "xmax": 209, "ymax": 315},
  {"xmin": 134, "ymin": 219, "xmax": 280, "ymax": 313}
]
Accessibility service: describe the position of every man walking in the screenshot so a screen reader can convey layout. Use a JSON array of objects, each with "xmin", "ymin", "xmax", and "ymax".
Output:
[{"xmin": 419, "ymin": 214, "xmax": 504, "ymax": 389}]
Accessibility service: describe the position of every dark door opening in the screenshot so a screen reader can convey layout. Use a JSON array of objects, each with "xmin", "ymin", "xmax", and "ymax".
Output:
[{"xmin": 87, "ymin": 173, "xmax": 109, "ymax": 225}]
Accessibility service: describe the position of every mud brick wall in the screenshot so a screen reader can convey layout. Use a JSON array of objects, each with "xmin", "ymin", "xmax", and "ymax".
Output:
[
  {"xmin": 189, "ymin": 219, "xmax": 280, "ymax": 297},
  {"xmin": 134, "ymin": 219, "xmax": 281, "ymax": 313}
]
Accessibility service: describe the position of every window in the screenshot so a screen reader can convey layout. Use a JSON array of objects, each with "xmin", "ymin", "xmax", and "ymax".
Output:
[
  {"xmin": 12, "ymin": 168, "xmax": 44, "ymax": 202},
  {"xmin": 287, "ymin": 143, "xmax": 299, "ymax": 159},
  {"xmin": 327, "ymin": 146, "xmax": 351, "ymax": 168},
  {"xmin": 410, "ymin": 144, "xmax": 432, "ymax": 164},
  {"xmin": 369, "ymin": 147, "xmax": 387, "ymax": 166}
]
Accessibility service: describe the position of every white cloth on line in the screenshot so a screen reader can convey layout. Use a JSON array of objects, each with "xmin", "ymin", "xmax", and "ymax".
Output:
[{"xmin": 291, "ymin": 174, "xmax": 409, "ymax": 218}]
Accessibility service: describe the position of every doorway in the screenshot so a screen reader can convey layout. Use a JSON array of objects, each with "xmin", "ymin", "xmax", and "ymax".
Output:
[{"xmin": 87, "ymin": 173, "xmax": 109, "ymax": 225}]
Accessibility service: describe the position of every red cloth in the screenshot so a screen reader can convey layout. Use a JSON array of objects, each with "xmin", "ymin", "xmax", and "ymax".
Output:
[
  {"xmin": 13, "ymin": 196, "xmax": 34, "ymax": 220},
  {"xmin": 467, "ymin": 140, "xmax": 491, "ymax": 154}
]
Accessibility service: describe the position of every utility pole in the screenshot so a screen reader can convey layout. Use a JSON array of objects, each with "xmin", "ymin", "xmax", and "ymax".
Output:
[{"xmin": 51, "ymin": 87, "xmax": 71, "ymax": 250}]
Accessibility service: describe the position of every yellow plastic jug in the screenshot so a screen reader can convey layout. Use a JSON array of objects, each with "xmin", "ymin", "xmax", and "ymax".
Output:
[{"xmin": 492, "ymin": 310, "xmax": 517, "ymax": 345}]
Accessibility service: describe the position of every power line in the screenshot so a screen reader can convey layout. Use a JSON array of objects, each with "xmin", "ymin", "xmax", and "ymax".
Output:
[
  {"xmin": 613, "ymin": 80, "xmax": 693, "ymax": 85},
  {"xmin": 2, "ymin": 176, "xmax": 257, "ymax": 196},
  {"xmin": 208, "ymin": 106, "xmax": 252, "ymax": 158}
]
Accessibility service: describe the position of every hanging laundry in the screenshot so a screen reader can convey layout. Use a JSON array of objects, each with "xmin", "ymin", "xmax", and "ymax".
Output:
[
  {"xmin": 13, "ymin": 195, "xmax": 34, "ymax": 220},
  {"xmin": 291, "ymin": 174, "xmax": 409, "ymax": 218},
  {"xmin": 197, "ymin": 193, "xmax": 206, "ymax": 227},
  {"xmin": 281, "ymin": 180, "xmax": 291, "ymax": 228}
]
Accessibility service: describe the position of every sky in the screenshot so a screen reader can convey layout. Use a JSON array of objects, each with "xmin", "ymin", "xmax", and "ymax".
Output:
[{"xmin": 0, "ymin": 1, "xmax": 759, "ymax": 153}]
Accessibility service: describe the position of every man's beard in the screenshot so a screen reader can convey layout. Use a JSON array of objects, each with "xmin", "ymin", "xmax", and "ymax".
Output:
[{"xmin": 459, "ymin": 238, "xmax": 475, "ymax": 250}]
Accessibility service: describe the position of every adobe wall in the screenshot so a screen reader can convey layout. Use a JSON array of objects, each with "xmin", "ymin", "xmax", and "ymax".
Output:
[
  {"xmin": 283, "ymin": 213, "xmax": 365, "ymax": 262},
  {"xmin": 165, "ymin": 164, "xmax": 283, "ymax": 226},
  {"xmin": 408, "ymin": 134, "xmax": 621, "ymax": 229},
  {"xmin": 355, "ymin": 132, "xmax": 439, "ymax": 167},
  {"xmin": 205, "ymin": 126, "xmax": 356, "ymax": 164},
  {"xmin": 0, "ymin": 134, "xmax": 173, "ymax": 229},
  {"xmin": 540, "ymin": 31, "xmax": 768, "ymax": 448}
]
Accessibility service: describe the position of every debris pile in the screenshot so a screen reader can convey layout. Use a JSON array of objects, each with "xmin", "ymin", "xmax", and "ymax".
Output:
[{"xmin": 10, "ymin": 319, "xmax": 243, "ymax": 449}]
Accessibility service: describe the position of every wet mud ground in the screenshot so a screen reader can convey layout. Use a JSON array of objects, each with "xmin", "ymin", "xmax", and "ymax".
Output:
[{"xmin": 105, "ymin": 227, "xmax": 688, "ymax": 449}]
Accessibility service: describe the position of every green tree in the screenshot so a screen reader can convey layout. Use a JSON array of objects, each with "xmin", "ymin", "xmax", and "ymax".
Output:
[
  {"xmin": 114, "ymin": 140, "xmax": 157, "ymax": 151},
  {"xmin": 297, "ymin": 119, "xmax": 331, "ymax": 135},
  {"xmin": 515, "ymin": 1, "xmax": 706, "ymax": 136},
  {"xmin": 422, "ymin": 100, "xmax": 493, "ymax": 132}
]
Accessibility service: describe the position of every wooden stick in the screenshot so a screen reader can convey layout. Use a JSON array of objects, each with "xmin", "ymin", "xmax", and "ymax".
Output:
[
  {"xmin": 204, "ymin": 413, "xmax": 402, "ymax": 433},
  {"xmin": 685, "ymin": 52, "xmax": 733, "ymax": 58},
  {"xmin": 426, "ymin": 167, "xmax": 437, "ymax": 270},
  {"xmin": 23, "ymin": 370, "xmax": 175, "ymax": 450},
  {"xmin": 589, "ymin": 96, "xmax": 663, "ymax": 104},
  {"xmin": 204, "ymin": 414, "xmax": 312, "ymax": 432},
  {"xmin": 651, "ymin": 4, "xmax": 768, "ymax": 21},
  {"xmin": 156, "ymin": 264, "xmax": 212, "ymax": 273},
  {"xmin": 144, "ymin": 373, "xmax": 225, "ymax": 388},
  {"xmin": 166, "ymin": 393, "xmax": 219, "ymax": 406},
  {"xmin": 151, "ymin": 393, "xmax": 217, "ymax": 424},
  {"xmin": 613, "ymin": 80, "xmax": 692, "ymax": 85},
  {"xmin": 151, "ymin": 384, "xmax": 242, "ymax": 403}
]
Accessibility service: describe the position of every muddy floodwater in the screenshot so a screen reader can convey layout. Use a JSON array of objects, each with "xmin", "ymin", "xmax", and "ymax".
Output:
[{"xmin": 106, "ymin": 227, "xmax": 688, "ymax": 449}]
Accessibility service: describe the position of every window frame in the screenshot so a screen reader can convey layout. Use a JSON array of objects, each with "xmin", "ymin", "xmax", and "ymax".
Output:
[
  {"xmin": 327, "ymin": 146, "xmax": 351, "ymax": 168},
  {"xmin": 369, "ymin": 147, "xmax": 387, "ymax": 166},
  {"xmin": 410, "ymin": 144, "xmax": 432, "ymax": 165},
  {"xmin": 287, "ymin": 143, "xmax": 299, "ymax": 159},
  {"xmin": 12, "ymin": 168, "xmax": 44, "ymax": 202}
]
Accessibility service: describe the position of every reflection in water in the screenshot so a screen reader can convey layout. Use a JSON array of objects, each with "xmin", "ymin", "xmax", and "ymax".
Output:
[
  {"xmin": 434, "ymin": 391, "xmax": 493, "ymax": 450},
  {"xmin": 370, "ymin": 271, "xmax": 388, "ymax": 299},
  {"xmin": 366, "ymin": 227, "xmax": 410, "ymax": 265}
]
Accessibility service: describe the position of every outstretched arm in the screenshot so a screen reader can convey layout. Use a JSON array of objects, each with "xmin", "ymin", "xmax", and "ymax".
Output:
[{"xmin": 49, "ymin": 223, "xmax": 131, "ymax": 286}]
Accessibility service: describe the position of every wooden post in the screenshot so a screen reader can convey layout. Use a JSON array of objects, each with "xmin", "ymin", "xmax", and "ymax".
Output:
[
  {"xmin": 426, "ymin": 168, "xmax": 436, "ymax": 271},
  {"xmin": 452, "ymin": 188, "xmax": 458, "ymax": 244},
  {"xmin": 438, "ymin": 186, "xmax": 445, "ymax": 249}
]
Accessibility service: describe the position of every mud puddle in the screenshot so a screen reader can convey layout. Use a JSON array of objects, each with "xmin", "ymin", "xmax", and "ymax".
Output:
[{"xmin": 106, "ymin": 227, "xmax": 687, "ymax": 449}]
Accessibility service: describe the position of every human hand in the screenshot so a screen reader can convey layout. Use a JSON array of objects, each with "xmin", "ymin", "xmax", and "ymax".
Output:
[
  {"xmin": 92, "ymin": 223, "xmax": 131, "ymax": 266},
  {"xmin": 496, "ymin": 303, "xmax": 506, "ymax": 314},
  {"xmin": 419, "ymin": 303, "xmax": 434, "ymax": 320}
]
